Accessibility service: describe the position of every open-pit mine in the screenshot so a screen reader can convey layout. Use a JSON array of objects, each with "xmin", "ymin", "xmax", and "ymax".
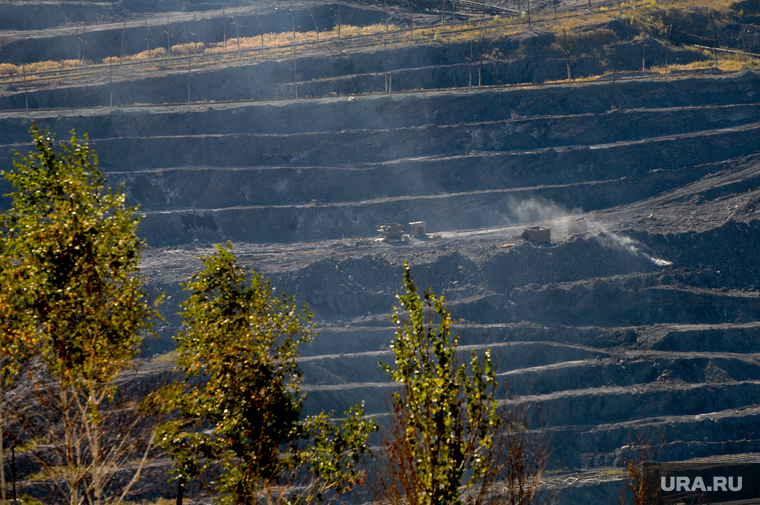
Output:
[{"xmin": 2, "ymin": 0, "xmax": 760, "ymax": 501}]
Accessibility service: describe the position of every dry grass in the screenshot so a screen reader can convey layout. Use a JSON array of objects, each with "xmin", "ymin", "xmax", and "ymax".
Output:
[
  {"xmin": 0, "ymin": 59, "xmax": 84, "ymax": 77},
  {"xmin": 203, "ymin": 22, "xmax": 400, "ymax": 54},
  {"xmin": 650, "ymin": 51, "xmax": 760, "ymax": 72}
]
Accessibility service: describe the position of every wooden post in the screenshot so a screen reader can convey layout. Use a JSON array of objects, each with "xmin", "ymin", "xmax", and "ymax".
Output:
[
  {"xmin": 338, "ymin": 0, "xmax": 342, "ymax": 39},
  {"xmin": 223, "ymin": 1, "xmax": 227, "ymax": 51},
  {"xmin": 109, "ymin": 58, "xmax": 113, "ymax": 106},
  {"xmin": 260, "ymin": 5, "xmax": 264, "ymax": 48}
]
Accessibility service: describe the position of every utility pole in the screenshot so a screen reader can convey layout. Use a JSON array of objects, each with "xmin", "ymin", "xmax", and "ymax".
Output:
[
  {"xmin": 665, "ymin": 44, "xmax": 668, "ymax": 81},
  {"xmin": 223, "ymin": 1, "xmax": 227, "ymax": 51},
  {"xmin": 145, "ymin": 16, "xmax": 150, "ymax": 58},
  {"xmin": 527, "ymin": 0, "xmax": 531, "ymax": 29},
  {"xmin": 235, "ymin": 2, "xmax": 240, "ymax": 50},
  {"xmin": 292, "ymin": 10, "xmax": 297, "ymax": 99},
  {"xmin": 642, "ymin": 36, "xmax": 646, "ymax": 71},
  {"xmin": 611, "ymin": 69, "xmax": 616, "ymax": 108},
  {"xmin": 193, "ymin": 203, "xmax": 197, "ymax": 241},
  {"xmin": 109, "ymin": 58, "xmax": 113, "ymax": 106},
  {"xmin": 384, "ymin": 41, "xmax": 389, "ymax": 93},
  {"xmin": 472, "ymin": 114, "xmax": 476, "ymax": 152},
  {"xmin": 479, "ymin": 1, "xmax": 485, "ymax": 86},
  {"xmin": 409, "ymin": 0, "xmax": 414, "ymax": 39},
  {"xmin": 187, "ymin": 52, "xmax": 192, "ymax": 106},
  {"xmin": 338, "ymin": 0, "xmax": 342, "ymax": 39},
  {"xmin": 166, "ymin": 14, "xmax": 172, "ymax": 59},
  {"xmin": 469, "ymin": 39, "xmax": 473, "ymax": 89},
  {"xmin": 194, "ymin": 13, "xmax": 198, "ymax": 54},
  {"xmin": 390, "ymin": 44, "xmax": 395, "ymax": 93},
  {"xmin": 260, "ymin": 4, "xmax": 265, "ymax": 48},
  {"xmin": 120, "ymin": 19, "xmax": 126, "ymax": 70},
  {"xmin": 384, "ymin": 0, "xmax": 389, "ymax": 32},
  {"xmin": 307, "ymin": 0, "xmax": 318, "ymax": 41},
  {"xmin": 23, "ymin": 64, "xmax": 28, "ymax": 113}
]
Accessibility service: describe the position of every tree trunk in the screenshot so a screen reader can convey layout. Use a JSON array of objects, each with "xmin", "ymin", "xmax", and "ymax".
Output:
[{"xmin": 0, "ymin": 384, "xmax": 6, "ymax": 505}]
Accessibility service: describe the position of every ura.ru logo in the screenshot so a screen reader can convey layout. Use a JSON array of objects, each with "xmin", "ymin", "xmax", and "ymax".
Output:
[{"xmin": 661, "ymin": 476, "xmax": 742, "ymax": 492}]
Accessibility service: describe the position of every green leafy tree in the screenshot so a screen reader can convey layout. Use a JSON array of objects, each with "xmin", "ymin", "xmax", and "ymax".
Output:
[
  {"xmin": 1, "ymin": 126, "xmax": 161, "ymax": 505},
  {"xmin": 157, "ymin": 244, "xmax": 376, "ymax": 505},
  {"xmin": 378, "ymin": 262, "xmax": 548, "ymax": 505}
]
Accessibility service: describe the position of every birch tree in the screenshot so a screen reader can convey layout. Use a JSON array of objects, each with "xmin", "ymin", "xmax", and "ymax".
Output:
[{"xmin": 2, "ymin": 126, "xmax": 160, "ymax": 505}]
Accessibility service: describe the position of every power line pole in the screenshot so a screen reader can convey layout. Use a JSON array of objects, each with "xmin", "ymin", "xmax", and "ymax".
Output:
[
  {"xmin": 390, "ymin": 44, "xmax": 395, "ymax": 93},
  {"xmin": 409, "ymin": 0, "xmax": 414, "ymax": 39},
  {"xmin": 235, "ymin": 2, "xmax": 241, "ymax": 50},
  {"xmin": 188, "ymin": 52, "xmax": 192, "ymax": 106},
  {"xmin": 469, "ymin": 39, "xmax": 473, "ymax": 89},
  {"xmin": 120, "ymin": 19, "xmax": 126, "ymax": 70},
  {"xmin": 384, "ymin": 40, "xmax": 389, "ymax": 93},
  {"xmin": 166, "ymin": 14, "xmax": 172, "ymax": 59},
  {"xmin": 384, "ymin": 0, "xmax": 388, "ymax": 32},
  {"xmin": 109, "ymin": 58, "xmax": 113, "ymax": 106},
  {"xmin": 194, "ymin": 13, "xmax": 198, "ymax": 54},
  {"xmin": 292, "ymin": 9, "xmax": 297, "ymax": 99},
  {"xmin": 479, "ymin": 0, "xmax": 485, "ymax": 86},
  {"xmin": 23, "ymin": 64, "xmax": 28, "ymax": 114},
  {"xmin": 527, "ymin": 0, "xmax": 531, "ymax": 29},
  {"xmin": 145, "ymin": 16, "xmax": 150, "ymax": 58}
]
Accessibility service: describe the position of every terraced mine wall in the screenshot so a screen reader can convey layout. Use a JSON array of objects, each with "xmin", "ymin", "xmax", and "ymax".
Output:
[
  {"xmin": 2, "ymin": 72, "xmax": 758, "ymax": 247},
  {"xmin": 0, "ymin": 28, "xmax": 711, "ymax": 109},
  {"xmin": 0, "ymin": 3, "xmax": 387, "ymax": 64},
  {"xmin": 3, "ymin": 15, "xmax": 760, "ymax": 494}
]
